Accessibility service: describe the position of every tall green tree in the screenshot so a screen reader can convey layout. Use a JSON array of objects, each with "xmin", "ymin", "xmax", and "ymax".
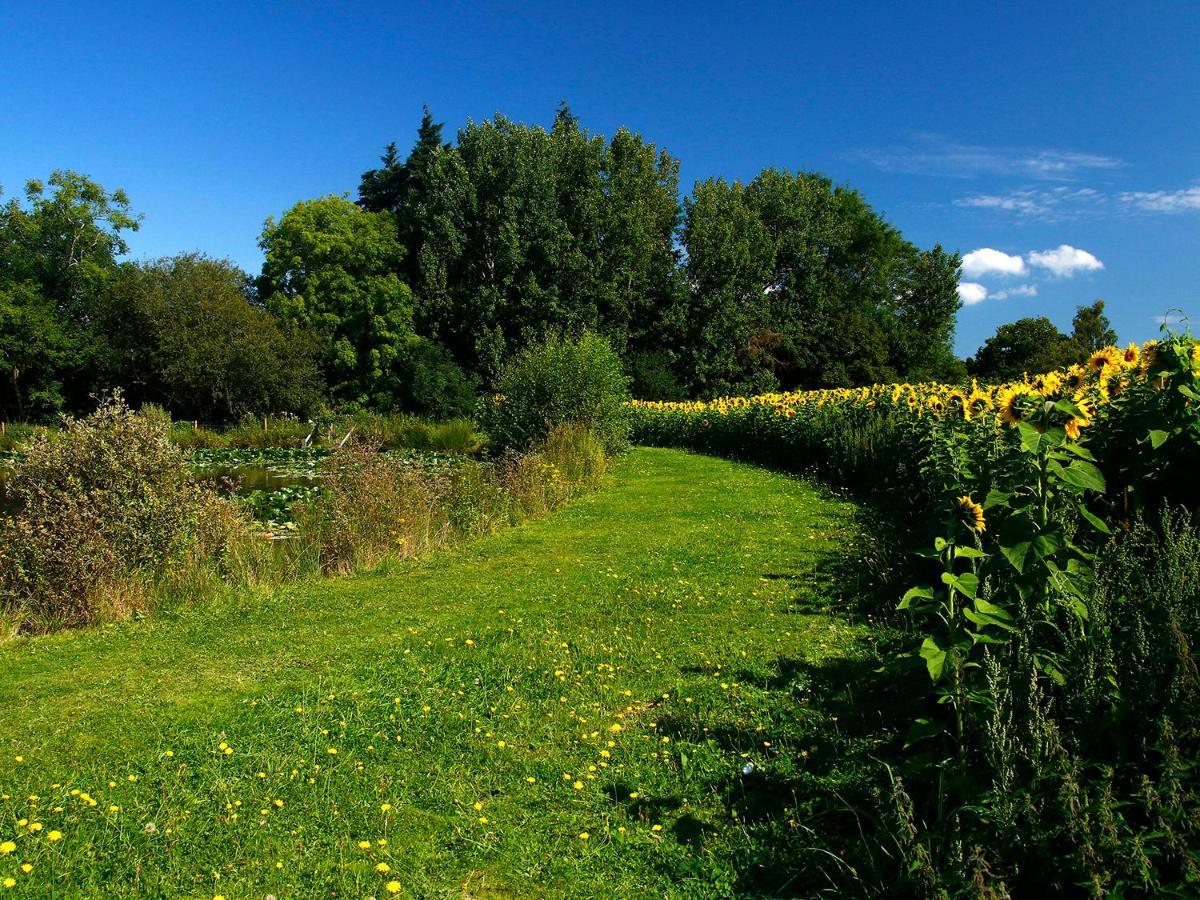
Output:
[
  {"xmin": 1070, "ymin": 299, "xmax": 1117, "ymax": 354},
  {"xmin": 0, "ymin": 171, "xmax": 140, "ymax": 417},
  {"xmin": 257, "ymin": 196, "xmax": 415, "ymax": 408},
  {"xmin": 372, "ymin": 108, "xmax": 684, "ymax": 385}
]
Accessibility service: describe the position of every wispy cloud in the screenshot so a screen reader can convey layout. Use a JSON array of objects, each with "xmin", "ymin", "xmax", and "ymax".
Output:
[
  {"xmin": 1120, "ymin": 185, "xmax": 1200, "ymax": 212},
  {"xmin": 991, "ymin": 284, "xmax": 1039, "ymax": 300},
  {"xmin": 860, "ymin": 136, "xmax": 1123, "ymax": 181},
  {"xmin": 957, "ymin": 184, "xmax": 1200, "ymax": 220},
  {"xmin": 955, "ymin": 281, "xmax": 1038, "ymax": 306},
  {"xmin": 956, "ymin": 187, "xmax": 1106, "ymax": 221}
]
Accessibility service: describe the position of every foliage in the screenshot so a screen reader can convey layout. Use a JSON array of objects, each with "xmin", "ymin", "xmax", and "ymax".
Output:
[
  {"xmin": 103, "ymin": 254, "xmax": 324, "ymax": 421},
  {"xmin": 0, "ymin": 171, "xmax": 141, "ymax": 418},
  {"xmin": 257, "ymin": 195, "xmax": 415, "ymax": 409},
  {"xmin": 362, "ymin": 106, "xmax": 685, "ymax": 383},
  {"xmin": 968, "ymin": 301, "xmax": 1118, "ymax": 382},
  {"xmin": 483, "ymin": 332, "xmax": 631, "ymax": 454},
  {"xmin": 680, "ymin": 169, "xmax": 962, "ymax": 394}
]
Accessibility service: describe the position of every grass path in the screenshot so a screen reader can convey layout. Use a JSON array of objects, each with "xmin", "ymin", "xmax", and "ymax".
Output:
[{"xmin": 0, "ymin": 449, "xmax": 878, "ymax": 898}]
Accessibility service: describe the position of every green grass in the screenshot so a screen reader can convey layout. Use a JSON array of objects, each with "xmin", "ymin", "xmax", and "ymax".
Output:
[{"xmin": 0, "ymin": 449, "xmax": 881, "ymax": 898}]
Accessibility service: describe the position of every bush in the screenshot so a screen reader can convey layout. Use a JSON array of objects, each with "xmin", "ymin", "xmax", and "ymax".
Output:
[
  {"xmin": 483, "ymin": 332, "xmax": 630, "ymax": 454},
  {"xmin": 0, "ymin": 397, "xmax": 241, "ymax": 625},
  {"xmin": 397, "ymin": 336, "xmax": 479, "ymax": 419}
]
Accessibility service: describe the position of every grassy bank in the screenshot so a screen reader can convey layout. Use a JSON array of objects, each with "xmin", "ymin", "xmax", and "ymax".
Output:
[{"xmin": 0, "ymin": 449, "xmax": 881, "ymax": 897}]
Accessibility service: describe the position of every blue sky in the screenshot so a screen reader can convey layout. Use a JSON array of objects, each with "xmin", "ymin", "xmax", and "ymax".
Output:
[{"xmin": 2, "ymin": 0, "xmax": 1197, "ymax": 355}]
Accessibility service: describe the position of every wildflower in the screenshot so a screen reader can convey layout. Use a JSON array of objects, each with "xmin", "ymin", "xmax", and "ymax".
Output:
[
  {"xmin": 957, "ymin": 495, "xmax": 986, "ymax": 534},
  {"xmin": 386, "ymin": 882, "xmax": 402, "ymax": 894},
  {"xmin": 47, "ymin": 830, "xmax": 62, "ymax": 841},
  {"xmin": 578, "ymin": 832, "xmax": 589, "ymax": 840},
  {"xmin": 3, "ymin": 880, "xmax": 14, "ymax": 889},
  {"xmin": 381, "ymin": 803, "xmax": 392, "ymax": 813},
  {"xmin": 0, "ymin": 841, "xmax": 14, "ymax": 855},
  {"xmin": 375, "ymin": 863, "xmax": 391, "ymax": 874}
]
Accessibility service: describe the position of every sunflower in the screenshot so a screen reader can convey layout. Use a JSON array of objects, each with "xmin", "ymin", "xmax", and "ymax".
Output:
[
  {"xmin": 1121, "ymin": 343, "xmax": 1140, "ymax": 367},
  {"xmin": 957, "ymin": 494, "xmax": 986, "ymax": 534},
  {"xmin": 1062, "ymin": 364, "xmax": 1088, "ymax": 393},
  {"xmin": 967, "ymin": 388, "xmax": 994, "ymax": 418},
  {"xmin": 1088, "ymin": 348, "xmax": 1119, "ymax": 374},
  {"xmin": 997, "ymin": 383, "xmax": 1035, "ymax": 427}
]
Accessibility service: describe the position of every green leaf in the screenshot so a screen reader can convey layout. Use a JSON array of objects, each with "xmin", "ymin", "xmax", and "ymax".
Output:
[
  {"xmin": 953, "ymin": 545, "xmax": 988, "ymax": 560},
  {"xmin": 1017, "ymin": 421, "xmax": 1043, "ymax": 453},
  {"xmin": 898, "ymin": 586, "xmax": 934, "ymax": 610},
  {"xmin": 1077, "ymin": 504, "xmax": 1111, "ymax": 534},
  {"xmin": 919, "ymin": 637, "xmax": 947, "ymax": 682},
  {"xmin": 1000, "ymin": 540, "xmax": 1032, "ymax": 574},
  {"xmin": 1057, "ymin": 459, "xmax": 1106, "ymax": 492},
  {"xmin": 984, "ymin": 488, "xmax": 1014, "ymax": 509},
  {"xmin": 1149, "ymin": 429, "xmax": 1169, "ymax": 449},
  {"xmin": 941, "ymin": 571, "xmax": 979, "ymax": 599}
]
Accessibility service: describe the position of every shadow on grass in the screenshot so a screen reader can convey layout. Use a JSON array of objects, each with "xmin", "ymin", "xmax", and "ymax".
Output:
[{"xmin": 653, "ymin": 545, "xmax": 928, "ymax": 897}]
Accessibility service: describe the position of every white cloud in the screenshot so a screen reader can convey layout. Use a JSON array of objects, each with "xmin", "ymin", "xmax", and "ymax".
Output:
[
  {"xmin": 990, "ymin": 284, "xmax": 1039, "ymax": 300},
  {"xmin": 961, "ymin": 248, "xmax": 1027, "ymax": 278},
  {"xmin": 1120, "ymin": 186, "xmax": 1200, "ymax": 212},
  {"xmin": 957, "ymin": 282, "xmax": 989, "ymax": 305},
  {"xmin": 1153, "ymin": 314, "xmax": 1187, "ymax": 325},
  {"xmin": 1026, "ymin": 245, "xmax": 1104, "ymax": 277}
]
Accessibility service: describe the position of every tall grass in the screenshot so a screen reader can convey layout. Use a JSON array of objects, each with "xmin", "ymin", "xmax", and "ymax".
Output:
[{"xmin": 0, "ymin": 402, "xmax": 605, "ymax": 634}]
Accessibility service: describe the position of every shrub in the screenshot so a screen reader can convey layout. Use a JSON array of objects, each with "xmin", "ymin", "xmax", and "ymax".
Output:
[
  {"xmin": 0, "ymin": 397, "xmax": 240, "ymax": 625},
  {"xmin": 397, "ymin": 336, "xmax": 479, "ymax": 419},
  {"xmin": 483, "ymin": 332, "xmax": 630, "ymax": 454}
]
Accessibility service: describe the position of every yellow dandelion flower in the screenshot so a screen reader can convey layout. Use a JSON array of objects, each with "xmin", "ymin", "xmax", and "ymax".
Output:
[{"xmin": 386, "ymin": 882, "xmax": 402, "ymax": 894}]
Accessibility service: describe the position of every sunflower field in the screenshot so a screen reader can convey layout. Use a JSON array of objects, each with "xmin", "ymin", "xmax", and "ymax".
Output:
[{"xmin": 630, "ymin": 333, "xmax": 1200, "ymax": 895}]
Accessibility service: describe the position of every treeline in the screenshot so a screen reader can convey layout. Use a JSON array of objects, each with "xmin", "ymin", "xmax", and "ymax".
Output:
[{"xmin": 1, "ymin": 105, "xmax": 965, "ymax": 423}]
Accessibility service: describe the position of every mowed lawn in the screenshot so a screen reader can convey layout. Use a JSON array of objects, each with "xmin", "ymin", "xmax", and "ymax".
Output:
[{"xmin": 0, "ymin": 449, "xmax": 878, "ymax": 898}]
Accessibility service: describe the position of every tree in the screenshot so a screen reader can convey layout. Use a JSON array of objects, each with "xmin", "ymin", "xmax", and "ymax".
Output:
[
  {"xmin": 104, "ymin": 254, "xmax": 323, "ymax": 422},
  {"xmin": 680, "ymin": 169, "xmax": 961, "ymax": 394},
  {"xmin": 359, "ymin": 107, "xmax": 685, "ymax": 386},
  {"xmin": 1070, "ymin": 300, "xmax": 1117, "ymax": 354},
  {"xmin": 0, "ymin": 171, "xmax": 140, "ymax": 416},
  {"xmin": 967, "ymin": 317, "xmax": 1077, "ymax": 382},
  {"xmin": 257, "ymin": 196, "xmax": 415, "ymax": 409}
]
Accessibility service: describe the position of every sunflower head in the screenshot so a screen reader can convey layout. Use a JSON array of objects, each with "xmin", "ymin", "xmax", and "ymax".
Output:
[
  {"xmin": 1088, "ymin": 348, "xmax": 1119, "ymax": 374},
  {"xmin": 997, "ymin": 383, "xmax": 1035, "ymax": 427},
  {"xmin": 957, "ymin": 494, "xmax": 986, "ymax": 534}
]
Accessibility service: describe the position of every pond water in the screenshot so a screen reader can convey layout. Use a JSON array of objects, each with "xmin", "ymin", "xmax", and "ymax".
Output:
[
  {"xmin": 0, "ymin": 447, "xmax": 460, "ymax": 522},
  {"xmin": 0, "ymin": 450, "xmax": 325, "ymax": 520}
]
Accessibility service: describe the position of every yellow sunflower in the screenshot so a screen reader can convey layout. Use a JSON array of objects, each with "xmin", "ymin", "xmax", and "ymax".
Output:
[
  {"xmin": 997, "ymin": 383, "xmax": 1035, "ymax": 427},
  {"xmin": 957, "ymin": 494, "xmax": 986, "ymax": 534}
]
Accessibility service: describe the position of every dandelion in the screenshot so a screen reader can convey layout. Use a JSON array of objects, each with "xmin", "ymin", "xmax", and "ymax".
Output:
[
  {"xmin": 375, "ymin": 863, "xmax": 391, "ymax": 873},
  {"xmin": 578, "ymin": 832, "xmax": 589, "ymax": 840},
  {"xmin": 386, "ymin": 882, "xmax": 402, "ymax": 894},
  {"xmin": 0, "ymin": 841, "xmax": 14, "ymax": 855},
  {"xmin": 47, "ymin": 830, "xmax": 62, "ymax": 841}
]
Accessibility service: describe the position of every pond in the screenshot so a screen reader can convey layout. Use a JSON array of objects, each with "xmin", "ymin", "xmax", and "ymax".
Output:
[{"xmin": 0, "ymin": 447, "xmax": 464, "ymax": 524}]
